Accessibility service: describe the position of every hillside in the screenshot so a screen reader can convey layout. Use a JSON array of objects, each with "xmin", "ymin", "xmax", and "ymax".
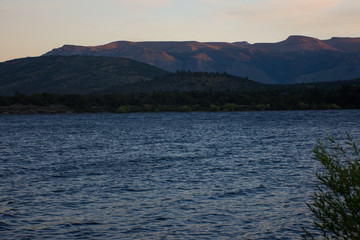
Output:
[
  {"xmin": 44, "ymin": 36, "xmax": 360, "ymax": 84},
  {"xmin": 0, "ymin": 55, "xmax": 168, "ymax": 95},
  {"xmin": 1, "ymin": 53, "xmax": 360, "ymax": 114},
  {"xmin": 0, "ymin": 55, "xmax": 266, "ymax": 95},
  {"xmin": 102, "ymin": 71, "xmax": 266, "ymax": 94},
  {"xmin": 1, "ymin": 55, "xmax": 360, "ymax": 97}
]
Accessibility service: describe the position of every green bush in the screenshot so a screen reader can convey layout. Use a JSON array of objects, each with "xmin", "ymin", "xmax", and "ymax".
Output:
[
  {"xmin": 116, "ymin": 105, "xmax": 130, "ymax": 113},
  {"xmin": 303, "ymin": 135, "xmax": 360, "ymax": 239},
  {"xmin": 209, "ymin": 104, "xmax": 220, "ymax": 112}
]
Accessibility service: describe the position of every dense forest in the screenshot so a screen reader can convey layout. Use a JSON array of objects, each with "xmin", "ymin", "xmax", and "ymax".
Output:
[
  {"xmin": 1, "ymin": 84, "xmax": 359, "ymax": 114},
  {"xmin": 1, "ymin": 56, "xmax": 360, "ymax": 114}
]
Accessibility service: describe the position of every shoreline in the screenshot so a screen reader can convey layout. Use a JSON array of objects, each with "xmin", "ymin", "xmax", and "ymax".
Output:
[{"xmin": 0, "ymin": 104, "xmax": 350, "ymax": 115}]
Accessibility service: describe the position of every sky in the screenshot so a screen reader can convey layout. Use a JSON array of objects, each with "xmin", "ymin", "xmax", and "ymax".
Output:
[{"xmin": 1, "ymin": 0, "xmax": 360, "ymax": 62}]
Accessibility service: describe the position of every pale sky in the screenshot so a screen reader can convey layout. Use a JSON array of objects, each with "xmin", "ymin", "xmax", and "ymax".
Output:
[{"xmin": 1, "ymin": 0, "xmax": 359, "ymax": 62}]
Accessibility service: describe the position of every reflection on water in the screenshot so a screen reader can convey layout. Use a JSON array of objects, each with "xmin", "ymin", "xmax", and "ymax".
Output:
[{"xmin": 1, "ymin": 110, "xmax": 360, "ymax": 239}]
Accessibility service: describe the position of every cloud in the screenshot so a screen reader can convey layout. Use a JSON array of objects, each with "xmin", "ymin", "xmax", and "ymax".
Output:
[
  {"xmin": 37, "ymin": 5, "xmax": 58, "ymax": 9},
  {"xmin": 119, "ymin": 0, "xmax": 169, "ymax": 4},
  {"xmin": 198, "ymin": 0, "xmax": 360, "ymax": 41},
  {"xmin": 115, "ymin": 0, "xmax": 170, "ymax": 10},
  {"xmin": 0, "ymin": 6, "xmax": 11, "ymax": 11},
  {"xmin": 214, "ymin": 0, "xmax": 360, "ymax": 34},
  {"xmin": 199, "ymin": 0, "xmax": 242, "ymax": 5},
  {"xmin": 220, "ymin": 0, "xmax": 345, "ymax": 21},
  {"xmin": 0, "ymin": 3, "xmax": 59, "ymax": 11}
]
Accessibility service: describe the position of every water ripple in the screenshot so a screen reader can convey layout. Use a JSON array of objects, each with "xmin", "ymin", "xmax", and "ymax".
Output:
[{"xmin": 1, "ymin": 110, "xmax": 360, "ymax": 239}]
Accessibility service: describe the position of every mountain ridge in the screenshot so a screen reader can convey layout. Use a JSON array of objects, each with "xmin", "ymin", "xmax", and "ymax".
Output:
[
  {"xmin": 253, "ymin": 35, "xmax": 339, "ymax": 53},
  {"xmin": 44, "ymin": 35, "xmax": 360, "ymax": 84}
]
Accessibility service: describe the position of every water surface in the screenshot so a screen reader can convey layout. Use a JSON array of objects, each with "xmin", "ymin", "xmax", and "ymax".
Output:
[{"xmin": 1, "ymin": 110, "xmax": 360, "ymax": 239}]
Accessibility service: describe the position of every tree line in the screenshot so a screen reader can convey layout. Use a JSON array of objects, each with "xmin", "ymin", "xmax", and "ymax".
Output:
[{"xmin": 0, "ymin": 85, "xmax": 359, "ymax": 113}]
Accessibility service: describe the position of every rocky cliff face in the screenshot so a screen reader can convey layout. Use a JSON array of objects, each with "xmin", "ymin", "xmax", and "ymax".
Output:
[{"xmin": 44, "ymin": 36, "xmax": 360, "ymax": 84}]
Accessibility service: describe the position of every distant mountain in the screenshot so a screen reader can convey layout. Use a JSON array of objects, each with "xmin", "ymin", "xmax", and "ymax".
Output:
[
  {"xmin": 324, "ymin": 37, "xmax": 360, "ymax": 52},
  {"xmin": 44, "ymin": 35, "xmax": 360, "ymax": 84},
  {"xmin": 253, "ymin": 35, "xmax": 338, "ymax": 53},
  {"xmin": 0, "ymin": 56, "xmax": 168, "ymax": 95}
]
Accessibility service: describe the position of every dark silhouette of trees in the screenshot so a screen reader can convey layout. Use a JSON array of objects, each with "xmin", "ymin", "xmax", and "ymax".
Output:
[{"xmin": 0, "ymin": 85, "xmax": 359, "ymax": 113}]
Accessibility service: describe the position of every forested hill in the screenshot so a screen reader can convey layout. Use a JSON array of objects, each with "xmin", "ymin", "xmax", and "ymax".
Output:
[
  {"xmin": 0, "ymin": 55, "xmax": 265, "ymax": 95},
  {"xmin": 0, "ymin": 53, "xmax": 360, "ymax": 113},
  {"xmin": 102, "ymin": 71, "xmax": 266, "ymax": 94},
  {"xmin": 0, "ymin": 55, "xmax": 168, "ymax": 96},
  {"xmin": 1, "ymin": 55, "xmax": 360, "ymax": 97}
]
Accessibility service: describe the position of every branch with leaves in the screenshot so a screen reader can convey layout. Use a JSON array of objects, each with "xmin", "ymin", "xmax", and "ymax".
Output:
[{"xmin": 304, "ymin": 135, "xmax": 360, "ymax": 239}]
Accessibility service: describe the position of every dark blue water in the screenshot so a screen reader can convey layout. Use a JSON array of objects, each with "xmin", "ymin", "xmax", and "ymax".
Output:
[{"xmin": 1, "ymin": 110, "xmax": 360, "ymax": 239}]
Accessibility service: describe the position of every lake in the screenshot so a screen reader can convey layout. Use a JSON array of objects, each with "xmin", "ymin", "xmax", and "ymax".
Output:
[{"xmin": 1, "ymin": 110, "xmax": 360, "ymax": 239}]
